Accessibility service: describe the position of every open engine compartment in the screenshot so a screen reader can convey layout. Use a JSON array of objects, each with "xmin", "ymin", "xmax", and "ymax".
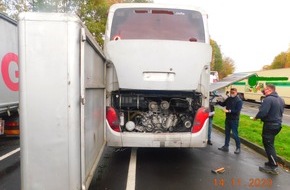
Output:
[{"xmin": 110, "ymin": 90, "xmax": 202, "ymax": 133}]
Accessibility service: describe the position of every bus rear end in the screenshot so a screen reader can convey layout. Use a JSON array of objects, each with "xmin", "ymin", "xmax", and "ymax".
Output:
[{"xmin": 104, "ymin": 3, "xmax": 212, "ymax": 147}]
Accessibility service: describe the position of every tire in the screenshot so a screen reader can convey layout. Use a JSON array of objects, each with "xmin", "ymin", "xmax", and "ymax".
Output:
[{"xmin": 238, "ymin": 93, "xmax": 245, "ymax": 100}]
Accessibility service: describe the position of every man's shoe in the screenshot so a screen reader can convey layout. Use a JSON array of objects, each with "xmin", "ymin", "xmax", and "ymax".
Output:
[
  {"xmin": 264, "ymin": 162, "xmax": 278, "ymax": 168},
  {"xmin": 259, "ymin": 166, "xmax": 279, "ymax": 175},
  {"xmin": 218, "ymin": 146, "xmax": 229, "ymax": 152},
  {"xmin": 234, "ymin": 148, "xmax": 240, "ymax": 154},
  {"xmin": 207, "ymin": 140, "xmax": 213, "ymax": 145}
]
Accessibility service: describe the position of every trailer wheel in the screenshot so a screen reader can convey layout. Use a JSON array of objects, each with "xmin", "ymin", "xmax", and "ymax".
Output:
[{"xmin": 238, "ymin": 93, "xmax": 245, "ymax": 100}]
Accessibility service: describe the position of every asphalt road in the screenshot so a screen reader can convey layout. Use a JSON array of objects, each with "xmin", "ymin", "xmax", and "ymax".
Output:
[
  {"xmin": 0, "ymin": 137, "xmax": 20, "ymax": 190},
  {"xmin": 89, "ymin": 128, "xmax": 290, "ymax": 190},
  {"xmin": 1, "ymin": 112, "xmax": 289, "ymax": 190}
]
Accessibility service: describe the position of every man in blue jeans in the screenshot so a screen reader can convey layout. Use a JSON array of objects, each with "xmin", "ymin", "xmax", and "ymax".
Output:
[{"xmin": 217, "ymin": 88, "xmax": 243, "ymax": 154}]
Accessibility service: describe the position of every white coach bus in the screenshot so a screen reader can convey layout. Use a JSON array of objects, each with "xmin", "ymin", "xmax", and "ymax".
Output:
[
  {"xmin": 103, "ymin": 3, "xmax": 212, "ymax": 147},
  {"xmin": 103, "ymin": 3, "xmax": 253, "ymax": 148}
]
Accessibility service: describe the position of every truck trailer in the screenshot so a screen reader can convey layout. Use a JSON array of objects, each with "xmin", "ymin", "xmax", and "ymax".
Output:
[
  {"xmin": 0, "ymin": 13, "xmax": 19, "ymax": 136},
  {"xmin": 228, "ymin": 68, "xmax": 290, "ymax": 106}
]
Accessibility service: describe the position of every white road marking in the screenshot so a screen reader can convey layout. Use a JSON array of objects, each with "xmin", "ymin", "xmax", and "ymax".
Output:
[
  {"xmin": 126, "ymin": 148, "xmax": 137, "ymax": 190},
  {"xmin": 0, "ymin": 147, "xmax": 20, "ymax": 161}
]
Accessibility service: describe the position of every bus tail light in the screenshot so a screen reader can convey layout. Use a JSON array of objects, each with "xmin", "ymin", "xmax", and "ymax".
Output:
[
  {"xmin": 4, "ymin": 120, "xmax": 20, "ymax": 135},
  {"xmin": 191, "ymin": 107, "xmax": 209, "ymax": 133},
  {"xmin": 106, "ymin": 107, "xmax": 121, "ymax": 132},
  {"xmin": 5, "ymin": 121, "xmax": 19, "ymax": 127}
]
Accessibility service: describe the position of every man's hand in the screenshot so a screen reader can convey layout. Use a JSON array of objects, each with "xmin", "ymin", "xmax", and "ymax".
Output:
[
  {"xmin": 223, "ymin": 109, "xmax": 230, "ymax": 113},
  {"xmin": 250, "ymin": 116, "xmax": 257, "ymax": 120}
]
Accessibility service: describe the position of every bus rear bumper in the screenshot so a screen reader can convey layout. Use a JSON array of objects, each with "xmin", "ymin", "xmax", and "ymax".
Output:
[{"xmin": 106, "ymin": 120, "xmax": 208, "ymax": 148}]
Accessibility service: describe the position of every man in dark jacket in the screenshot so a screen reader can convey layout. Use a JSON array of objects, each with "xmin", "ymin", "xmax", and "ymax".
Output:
[
  {"xmin": 217, "ymin": 88, "xmax": 243, "ymax": 154},
  {"xmin": 254, "ymin": 84, "xmax": 285, "ymax": 175}
]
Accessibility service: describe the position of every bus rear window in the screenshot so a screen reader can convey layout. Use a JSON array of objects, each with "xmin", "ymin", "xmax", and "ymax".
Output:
[{"xmin": 110, "ymin": 8, "xmax": 205, "ymax": 42}]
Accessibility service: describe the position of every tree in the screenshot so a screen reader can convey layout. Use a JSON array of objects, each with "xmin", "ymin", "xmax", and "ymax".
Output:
[
  {"xmin": 123, "ymin": 0, "xmax": 153, "ymax": 2},
  {"xmin": 263, "ymin": 45, "xmax": 290, "ymax": 70},
  {"xmin": 220, "ymin": 57, "xmax": 235, "ymax": 79},
  {"xmin": 108, "ymin": 0, "xmax": 152, "ymax": 3},
  {"xmin": 0, "ymin": 1, "xmax": 8, "ymax": 14},
  {"xmin": 30, "ymin": 0, "xmax": 81, "ymax": 12},
  {"xmin": 78, "ymin": 0, "xmax": 108, "ymax": 46},
  {"xmin": 286, "ymin": 47, "xmax": 290, "ymax": 68},
  {"xmin": 0, "ymin": 0, "xmax": 32, "ymax": 19},
  {"xmin": 270, "ymin": 52, "xmax": 287, "ymax": 69},
  {"xmin": 210, "ymin": 39, "xmax": 223, "ymax": 77},
  {"xmin": 210, "ymin": 39, "xmax": 236, "ymax": 78},
  {"xmin": 262, "ymin": 65, "xmax": 271, "ymax": 70},
  {"xmin": 0, "ymin": 0, "xmax": 81, "ymax": 19},
  {"xmin": 107, "ymin": 0, "xmax": 123, "ymax": 4}
]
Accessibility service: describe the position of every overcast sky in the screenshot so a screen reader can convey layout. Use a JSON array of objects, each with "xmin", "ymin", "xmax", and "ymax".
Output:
[{"xmin": 153, "ymin": 0, "xmax": 290, "ymax": 73}]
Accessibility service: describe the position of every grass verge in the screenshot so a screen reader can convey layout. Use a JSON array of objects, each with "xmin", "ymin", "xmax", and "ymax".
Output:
[{"xmin": 213, "ymin": 107, "xmax": 290, "ymax": 162}]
